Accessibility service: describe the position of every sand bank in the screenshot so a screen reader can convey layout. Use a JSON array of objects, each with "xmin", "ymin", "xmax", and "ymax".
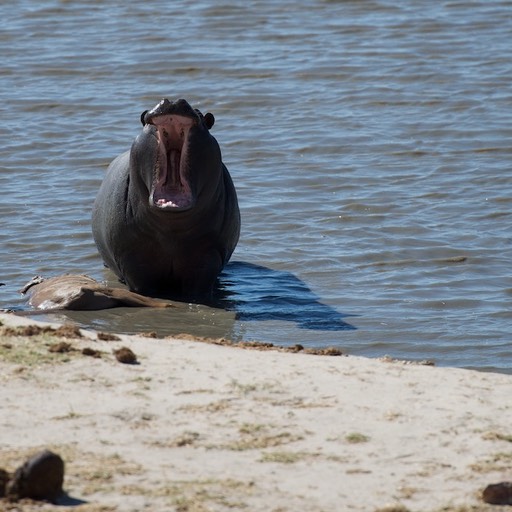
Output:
[{"xmin": 0, "ymin": 312, "xmax": 510, "ymax": 512}]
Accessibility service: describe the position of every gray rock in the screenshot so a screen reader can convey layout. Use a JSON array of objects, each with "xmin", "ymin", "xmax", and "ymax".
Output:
[{"xmin": 6, "ymin": 450, "xmax": 64, "ymax": 502}]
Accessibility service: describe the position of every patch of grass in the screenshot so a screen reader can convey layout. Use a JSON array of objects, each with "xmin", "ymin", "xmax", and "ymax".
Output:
[
  {"xmin": 71, "ymin": 452, "xmax": 143, "ymax": 495},
  {"xmin": 0, "ymin": 325, "xmax": 91, "ymax": 367},
  {"xmin": 229, "ymin": 378, "xmax": 283, "ymax": 397},
  {"xmin": 177, "ymin": 399, "xmax": 232, "ymax": 414},
  {"xmin": 229, "ymin": 379, "xmax": 259, "ymax": 395},
  {"xmin": 269, "ymin": 396, "xmax": 335, "ymax": 408},
  {"xmin": 470, "ymin": 451, "xmax": 512, "ymax": 473},
  {"xmin": 396, "ymin": 486, "xmax": 421, "ymax": 499},
  {"xmin": 238, "ymin": 423, "xmax": 267, "ymax": 435},
  {"xmin": 383, "ymin": 411, "xmax": 403, "ymax": 421},
  {"xmin": 168, "ymin": 431, "xmax": 201, "ymax": 448},
  {"xmin": 259, "ymin": 450, "xmax": 311, "ymax": 464},
  {"xmin": 1, "ymin": 324, "xmax": 82, "ymax": 338},
  {"xmin": 482, "ymin": 431, "xmax": 512, "ymax": 443},
  {"xmin": 0, "ymin": 335, "xmax": 68, "ymax": 366},
  {"xmin": 152, "ymin": 478, "xmax": 254, "ymax": 510},
  {"xmin": 176, "ymin": 388, "xmax": 214, "ymax": 395},
  {"xmin": 207, "ymin": 423, "xmax": 304, "ymax": 451},
  {"xmin": 345, "ymin": 468, "xmax": 372, "ymax": 474},
  {"xmin": 231, "ymin": 432, "xmax": 302, "ymax": 451},
  {"xmin": 53, "ymin": 408, "xmax": 82, "ymax": 420},
  {"xmin": 345, "ymin": 432, "xmax": 371, "ymax": 444},
  {"xmin": 326, "ymin": 454, "xmax": 351, "ymax": 463}
]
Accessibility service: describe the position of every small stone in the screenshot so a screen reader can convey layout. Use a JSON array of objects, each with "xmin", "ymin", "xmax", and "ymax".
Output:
[
  {"xmin": 54, "ymin": 324, "xmax": 82, "ymax": 338},
  {"xmin": 304, "ymin": 346, "xmax": 343, "ymax": 356},
  {"xmin": 6, "ymin": 450, "xmax": 64, "ymax": 502},
  {"xmin": 97, "ymin": 332, "xmax": 120, "ymax": 341},
  {"xmin": 483, "ymin": 481, "xmax": 512, "ymax": 505},
  {"xmin": 113, "ymin": 346, "xmax": 138, "ymax": 364},
  {"xmin": 82, "ymin": 347, "xmax": 102, "ymax": 358}
]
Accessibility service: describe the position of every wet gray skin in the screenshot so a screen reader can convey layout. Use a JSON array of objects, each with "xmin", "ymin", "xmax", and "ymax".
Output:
[{"xmin": 92, "ymin": 99, "xmax": 240, "ymax": 300}]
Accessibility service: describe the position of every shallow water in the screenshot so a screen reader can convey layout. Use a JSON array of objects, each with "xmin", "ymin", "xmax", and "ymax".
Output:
[{"xmin": 1, "ymin": 0, "xmax": 511, "ymax": 373}]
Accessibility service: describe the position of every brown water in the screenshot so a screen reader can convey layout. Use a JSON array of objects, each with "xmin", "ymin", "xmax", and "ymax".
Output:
[{"xmin": 1, "ymin": 1, "xmax": 511, "ymax": 372}]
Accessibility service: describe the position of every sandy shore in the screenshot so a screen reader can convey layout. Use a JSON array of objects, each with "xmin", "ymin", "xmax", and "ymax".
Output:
[{"xmin": 0, "ymin": 311, "xmax": 511, "ymax": 512}]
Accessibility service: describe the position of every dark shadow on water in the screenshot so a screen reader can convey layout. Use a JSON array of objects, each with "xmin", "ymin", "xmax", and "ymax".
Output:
[
  {"xmin": 215, "ymin": 261, "xmax": 356, "ymax": 331},
  {"xmin": 54, "ymin": 493, "xmax": 88, "ymax": 506}
]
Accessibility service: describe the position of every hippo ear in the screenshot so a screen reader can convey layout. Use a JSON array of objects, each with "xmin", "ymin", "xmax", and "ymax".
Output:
[
  {"xmin": 140, "ymin": 110, "xmax": 148, "ymax": 126},
  {"xmin": 204, "ymin": 112, "xmax": 215, "ymax": 129}
]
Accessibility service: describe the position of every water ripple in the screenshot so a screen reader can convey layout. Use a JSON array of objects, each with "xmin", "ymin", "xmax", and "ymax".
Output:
[{"xmin": 1, "ymin": 0, "xmax": 511, "ymax": 372}]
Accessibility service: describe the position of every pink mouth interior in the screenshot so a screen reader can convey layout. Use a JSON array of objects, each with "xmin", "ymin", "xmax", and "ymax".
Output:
[{"xmin": 150, "ymin": 115, "xmax": 195, "ymax": 210}]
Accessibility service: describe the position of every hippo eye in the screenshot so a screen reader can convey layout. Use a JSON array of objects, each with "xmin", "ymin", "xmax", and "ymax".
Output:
[
  {"xmin": 204, "ymin": 112, "xmax": 215, "ymax": 129},
  {"xmin": 140, "ymin": 110, "xmax": 148, "ymax": 126}
]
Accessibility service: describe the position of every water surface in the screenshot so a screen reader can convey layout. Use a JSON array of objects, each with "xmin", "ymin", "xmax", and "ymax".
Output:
[{"xmin": 1, "ymin": 1, "xmax": 511, "ymax": 373}]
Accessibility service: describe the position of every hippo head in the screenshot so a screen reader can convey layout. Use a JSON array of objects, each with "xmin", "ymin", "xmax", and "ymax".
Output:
[{"xmin": 131, "ymin": 98, "xmax": 219, "ymax": 211}]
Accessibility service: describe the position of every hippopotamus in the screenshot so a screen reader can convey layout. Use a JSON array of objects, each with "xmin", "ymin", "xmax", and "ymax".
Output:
[
  {"xmin": 21, "ymin": 275, "xmax": 175, "ymax": 310},
  {"xmin": 92, "ymin": 98, "xmax": 240, "ymax": 300}
]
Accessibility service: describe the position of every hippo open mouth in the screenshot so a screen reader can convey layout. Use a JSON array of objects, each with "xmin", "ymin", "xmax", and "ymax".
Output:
[
  {"xmin": 147, "ymin": 113, "xmax": 195, "ymax": 210},
  {"xmin": 142, "ymin": 98, "xmax": 206, "ymax": 211}
]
